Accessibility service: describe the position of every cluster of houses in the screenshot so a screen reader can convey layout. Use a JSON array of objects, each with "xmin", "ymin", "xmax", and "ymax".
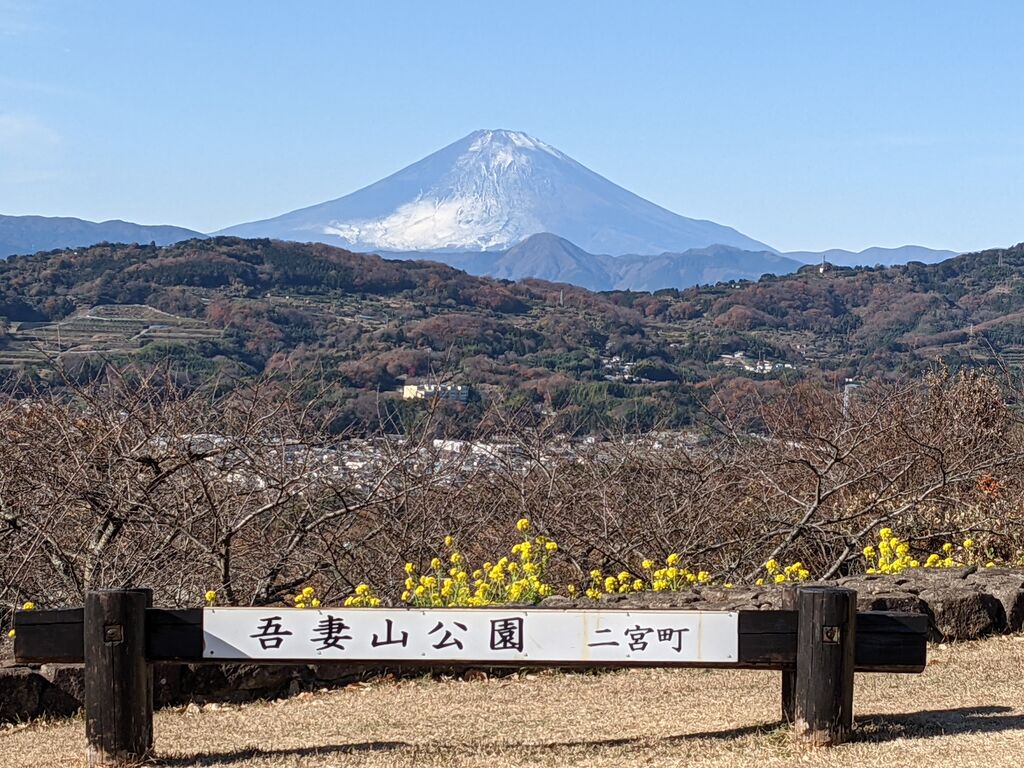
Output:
[
  {"xmin": 717, "ymin": 351, "xmax": 795, "ymax": 375},
  {"xmin": 400, "ymin": 383, "xmax": 470, "ymax": 402}
]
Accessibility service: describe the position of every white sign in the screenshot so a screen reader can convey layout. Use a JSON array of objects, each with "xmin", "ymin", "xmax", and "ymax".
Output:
[{"xmin": 202, "ymin": 608, "xmax": 738, "ymax": 664}]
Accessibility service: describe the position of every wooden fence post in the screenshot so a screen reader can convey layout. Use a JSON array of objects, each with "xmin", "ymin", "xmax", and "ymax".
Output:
[
  {"xmin": 780, "ymin": 585, "xmax": 797, "ymax": 723},
  {"xmin": 793, "ymin": 586, "xmax": 856, "ymax": 746},
  {"xmin": 84, "ymin": 589, "xmax": 153, "ymax": 767}
]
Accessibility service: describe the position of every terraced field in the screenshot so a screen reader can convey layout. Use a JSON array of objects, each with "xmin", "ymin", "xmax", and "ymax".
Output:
[{"xmin": 0, "ymin": 304, "xmax": 220, "ymax": 370}]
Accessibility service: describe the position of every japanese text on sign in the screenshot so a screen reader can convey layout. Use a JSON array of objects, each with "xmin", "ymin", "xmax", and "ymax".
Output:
[{"xmin": 204, "ymin": 609, "xmax": 738, "ymax": 663}]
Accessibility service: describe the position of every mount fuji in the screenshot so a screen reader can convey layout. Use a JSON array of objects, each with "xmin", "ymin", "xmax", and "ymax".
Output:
[{"xmin": 217, "ymin": 129, "xmax": 771, "ymax": 255}]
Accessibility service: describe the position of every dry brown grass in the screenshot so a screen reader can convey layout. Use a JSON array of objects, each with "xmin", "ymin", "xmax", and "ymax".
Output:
[{"xmin": 3, "ymin": 636, "xmax": 1024, "ymax": 767}]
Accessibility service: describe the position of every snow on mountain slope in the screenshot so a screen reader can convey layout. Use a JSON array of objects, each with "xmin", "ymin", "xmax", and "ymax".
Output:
[{"xmin": 217, "ymin": 129, "xmax": 772, "ymax": 255}]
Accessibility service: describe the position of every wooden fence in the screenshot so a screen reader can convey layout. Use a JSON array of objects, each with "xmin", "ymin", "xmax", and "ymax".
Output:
[{"xmin": 14, "ymin": 585, "xmax": 928, "ymax": 766}]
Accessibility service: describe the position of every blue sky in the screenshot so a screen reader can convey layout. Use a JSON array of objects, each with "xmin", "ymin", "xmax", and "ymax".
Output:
[{"xmin": 1, "ymin": 1, "xmax": 1021, "ymax": 252}]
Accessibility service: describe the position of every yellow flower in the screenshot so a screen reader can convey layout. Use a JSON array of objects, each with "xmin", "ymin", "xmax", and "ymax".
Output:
[
  {"xmin": 764, "ymin": 559, "xmax": 779, "ymax": 573},
  {"xmin": 302, "ymin": 586, "xmax": 315, "ymax": 598},
  {"xmin": 545, "ymin": 541, "xmax": 558, "ymax": 552},
  {"xmin": 444, "ymin": 535, "xmax": 454, "ymax": 547},
  {"xmin": 963, "ymin": 539, "xmax": 974, "ymax": 549},
  {"xmin": 666, "ymin": 553, "xmax": 680, "ymax": 566},
  {"xmin": 404, "ymin": 562, "xmax": 416, "ymax": 575},
  {"xmin": 774, "ymin": 574, "xmax": 786, "ymax": 584},
  {"xmin": 632, "ymin": 579, "xmax": 645, "ymax": 591},
  {"xmin": 6, "ymin": 629, "xmax": 14, "ymax": 639},
  {"xmin": 203, "ymin": 591, "xmax": 216, "ymax": 604},
  {"xmin": 21, "ymin": 601, "xmax": 36, "ymax": 611},
  {"xmin": 723, "ymin": 583, "xmax": 734, "ymax": 589},
  {"xmin": 942, "ymin": 542, "xmax": 954, "ymax": 554},
  {"xmin": 986, "ymin": 561, "xmax": 995, "ymax": 568},
  {"xmin": 755, "ymin": 578, "xmax": 765, "ymax": 586},
  {"xmin": 567, "ymin": 584, "xmax": 577, "ymax": 595},
  {"xmin": 641, "ymin": 559, "xmax": 654, "ymax": 570},
  {"xmin": 862, "ymin": 546, "xmax": 876, "ymax": 559},
  {"xmin": 430, "ymin": 557, "xmax": 442, "ymax": 570},
  {"xmin": 516, "ymin": 518, "xmax": 530, "ymax": 532},
  {"xmin": 401, "ymin": 590, "xmax": 411, "ymax": 601},
  {"xmin": 311, "ymin": 598, "xmax": 321, "ymax": 608},
  {"xmin": 879, "ymin": 528, "xmax": 893, "ymax": 540}
]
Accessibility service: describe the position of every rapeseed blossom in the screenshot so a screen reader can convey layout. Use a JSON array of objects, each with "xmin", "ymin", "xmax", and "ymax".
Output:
[{"xmin": 863, "ymin": 527, "xmax": 990, "ymax": 574}]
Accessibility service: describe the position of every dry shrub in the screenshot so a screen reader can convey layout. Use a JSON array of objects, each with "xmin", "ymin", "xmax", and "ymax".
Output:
[{"xmin": 2, "ymin": 365, "xmax": 1023, "ymax": 616}]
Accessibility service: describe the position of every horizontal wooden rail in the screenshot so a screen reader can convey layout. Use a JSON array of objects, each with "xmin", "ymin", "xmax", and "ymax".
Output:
[
  {"xmin": 13, "ymin": 587, "xmax": 927, "ymax": 760},
  {"xmin": 13, "ymin": 606, "xmax": 927, "ymax": 672}
]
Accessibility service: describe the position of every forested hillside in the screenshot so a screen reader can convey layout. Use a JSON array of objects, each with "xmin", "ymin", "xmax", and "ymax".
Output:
[{"xmin": 1, "ymin": 237, "xmax": 1022, "ymax": 432}]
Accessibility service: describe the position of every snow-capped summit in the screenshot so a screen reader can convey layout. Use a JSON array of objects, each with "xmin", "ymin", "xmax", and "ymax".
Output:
[{"xmin": 217, "ymin": 129, "xmax": 771, "ymax": 254}]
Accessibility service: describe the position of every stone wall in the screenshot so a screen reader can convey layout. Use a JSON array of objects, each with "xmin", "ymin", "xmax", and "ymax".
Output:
[
  {"xmin": 574, "ymin": 566, "xmax": 1024, "ymax": 641},
  {"xmin": 2, "ymin": 567, "xmax": 1022, "ymax": 724}
]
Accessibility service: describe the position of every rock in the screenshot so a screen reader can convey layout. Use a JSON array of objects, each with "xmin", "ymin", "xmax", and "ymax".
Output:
[
  {"xmin": 857, "ymin": 591, "xmax": 928, "ymax": 614},
  {"xmin": 837, "ymin": 575, "xmax": 891, "ymax": 593},
  {"xmin": 538, "ymin": 595, "xmax": 572, "ymax": 607},
  {"xmin": 601, "ymin": 591, "xmax": 703, "ymax": 609},
  {"xmin": 37, "ymin": 665, "xmax": 83, "ymax": 717},
  {"xmin": 39, "ymin": 665, "xmax": 84, "ymax": 704},
  {"xmin": 309, "ymin": 663, "xmax": 366, "ymax": 685},
  {"xmin": 966, "ymin": 573, "xmax": 1024, "ymax": 632},
  {"xmin": 177, "ymin": 663, "xmax": 299, "ymax": 703},
  {"xmin": 0, "ymin": 668, "xmax": 44, "ymax": 723},
  {"xmin": 892, "ymin": 567, "xmax": 978, "ymax": 594},
  {"xmin": 153, "ymin": 663, "xmax": 184, "ymax": 708},
  {"xmin": 698, "ymin": 587, "xmax": 762, "ymax": 604},
  {"xmin": 920, "ymin": 587, "xmax": 1004, "ymax": 640}
]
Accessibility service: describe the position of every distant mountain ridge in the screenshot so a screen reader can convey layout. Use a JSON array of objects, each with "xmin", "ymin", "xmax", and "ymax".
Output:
[
  {"xmin": 217, "ymin": 129, "xmax": 772, "ymax": 255},
  {"xmin": 388, "ymin": 232, "xmax": 805, "ymax": 291},
  {"xmin": 0, "ymin": 214, "xmax": 203, "ymax": 258},
  {"xmin": 0, "ymin": 127, "xmax": 961, "ymax": 288},
  {"xmin": 785, "ymin": 245, "xmax": 958, "ymax": 266}
]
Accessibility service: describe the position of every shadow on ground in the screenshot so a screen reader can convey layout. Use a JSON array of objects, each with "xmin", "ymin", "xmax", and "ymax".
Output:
[
  {"xmin": 854, "ymin": 705, "xmax": 1024, "ymax": 743},
  {"xmin": 155, "ymin": 706, "xmax": 1024, "ymax": 766}
]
